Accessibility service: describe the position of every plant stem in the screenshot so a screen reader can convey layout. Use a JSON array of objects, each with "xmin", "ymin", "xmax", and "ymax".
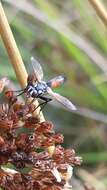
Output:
[
  {"xmin": 0, "ymin": 2, "xmax": 27, "ymax": 88},
  {"xmin": 0, "ymin": 2, "xmax": 44, "ymax": 120},
  {"xmin": 89, "ymin": 0, "xmax": 107, "ymax": 26},
  {"xmin": 0, "ymin": 2, "xmax": 54, "ymax": 155}
]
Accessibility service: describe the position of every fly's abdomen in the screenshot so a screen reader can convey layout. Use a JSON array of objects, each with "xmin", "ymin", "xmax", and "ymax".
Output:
[{"xmin": 47, "ymin": 76, "xmax": 66, "ymax": 88}]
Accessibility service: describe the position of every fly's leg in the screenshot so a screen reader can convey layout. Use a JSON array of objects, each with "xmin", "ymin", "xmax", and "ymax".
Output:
[
  {"xmin": 17, "ymin": 91, "xmax": 25, "ymax": 96},
  {"xmin": 12, "ymin": 88, "xmax": 26, "ymax": 96},
  {"xmin": 13, "ymin": 89, "xmax": 25, "ymax": 93},
  {"xmin": 31, "ymin": 96, "xmax": 52, "ymax": 113},
  {"xmin": 27, "ymin": 94, "xmax": 42, "ymax": 113},
  {"xmin": 15, "ymin": 86, "xmax": 27, "ymax": 97},
  {"xmin": 27, "ymin": 93, "xmax": 42, "ymax": 106},
  {"xmin": 39, "ymin": 96, "xmax": 52, "ymax": 112}
]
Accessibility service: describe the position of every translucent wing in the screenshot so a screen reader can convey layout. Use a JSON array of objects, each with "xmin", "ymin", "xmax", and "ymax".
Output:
[
  {"xmin": 47, "ymin": 87, "xmax": 76, "ymax": 111},
  {"xmin": 47, "ymin": 76, "xmax": 66, "ymax": 88},
  {"xmin": 31, "ymin": 57, "xmax": 43, "ymax": 81}
]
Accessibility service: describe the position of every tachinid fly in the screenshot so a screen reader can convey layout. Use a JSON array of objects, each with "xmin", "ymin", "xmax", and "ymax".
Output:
[{"xmin": 13, "ymin": 57, "xmax": 76, "ymax": 111}]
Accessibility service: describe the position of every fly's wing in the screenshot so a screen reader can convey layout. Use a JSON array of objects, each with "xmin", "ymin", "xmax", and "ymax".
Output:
[
  {"xmin": 31, "ymin": 57, "xmax": 43, "ymax": 81},
  {"xmin": 47, "ymin": 76, "xmax": 66, "ymax": 88},
  {"xmin": 47, "ymin": 87, "xmax": 76, "ymax": 111}
]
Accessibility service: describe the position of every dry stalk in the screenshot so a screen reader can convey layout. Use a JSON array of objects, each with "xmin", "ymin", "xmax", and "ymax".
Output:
[
  {"xmin": 0, "ymin": 2, "xmax": 54, "ymax": 155},
  {"xmin": 89, "ymin": 0, "xmax": 107, "ymax": 26}
]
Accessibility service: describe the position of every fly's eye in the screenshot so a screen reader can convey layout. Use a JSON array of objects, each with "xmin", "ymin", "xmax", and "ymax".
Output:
[{"xmin": 27, "ymin": 74, "xmax": 37, "ymax": 84}]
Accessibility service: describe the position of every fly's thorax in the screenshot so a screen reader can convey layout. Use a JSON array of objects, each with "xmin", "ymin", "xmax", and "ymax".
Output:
[
  {"xmin": 34, "ymin": 81, "xmax": 48, "ymax": 95},
  {"xmin": 26, "ymin": 81, "xmax": 48, "ymax": 98},
  {"xmin": 33, "ymin": 82, "xmax": 47, "ymax": 95}
]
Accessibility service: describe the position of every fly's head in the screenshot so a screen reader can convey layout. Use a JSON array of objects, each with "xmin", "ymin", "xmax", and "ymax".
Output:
[{"xmin": 27, "ymin": 74, "xmax": 37, "ymax": 86}]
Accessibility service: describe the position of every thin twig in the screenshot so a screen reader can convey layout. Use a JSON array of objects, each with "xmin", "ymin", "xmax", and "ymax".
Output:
[{"xmin": 89, "ymin": 0, "xmax": 107, "ymax": 26}]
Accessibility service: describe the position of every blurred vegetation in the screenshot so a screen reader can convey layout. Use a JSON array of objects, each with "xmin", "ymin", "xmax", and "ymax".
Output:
[{"xmin": 1, "ymin": 0, "xmax": 107, "ymax": 189}]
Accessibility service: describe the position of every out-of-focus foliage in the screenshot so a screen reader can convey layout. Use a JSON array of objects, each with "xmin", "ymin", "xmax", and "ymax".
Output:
[{"xmin": 1, "ymin": 0, "xmax": 107, "ymax": 189}]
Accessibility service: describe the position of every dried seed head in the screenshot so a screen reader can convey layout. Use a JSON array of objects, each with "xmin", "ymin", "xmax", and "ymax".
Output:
[
  {"xmin": 1, "ymin": 167, "xmax": 18, "ymax": 174},
  {"xmin": 0, "ymin": 77, "xmax": 9, "ymax": 93},
  {"xmin": 0, "ymin": 136, "xmax": 5, "ymax": 146},
  {"xmin": 0, "ymin": 84, "xmax": 81, "ymax": 189},
  {"xmin": 51, "ymin": 168, "xmax": 61, "ymax": 183},
  {"xmin": 0, "ymin": 118, "xmax": 13, "ymax": 130},
  {"xmin": 53, "ymin": 134, "xmax": 64, "ymax": 144},
  {"xmin": 35, "ymin": 121, "xmax": 54, "ymax": 136},
  {"xmin": 25, "ymin": 116, "xmax": 39, "ymax": 128},
  {"xmin": 5, "ymin": 90, "xmax": 14, "ymax": 99}
]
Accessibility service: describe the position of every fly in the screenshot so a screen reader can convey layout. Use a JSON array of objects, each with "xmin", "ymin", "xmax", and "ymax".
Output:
[{"xmin": 13, "ymin": 57, "xmax": 76, "ymax": 112}]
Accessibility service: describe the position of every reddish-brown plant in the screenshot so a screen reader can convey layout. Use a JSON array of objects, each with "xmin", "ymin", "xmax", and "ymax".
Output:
[{"xmin": 0, "ymin": 84, "xmax": 82, "ymax": 189}]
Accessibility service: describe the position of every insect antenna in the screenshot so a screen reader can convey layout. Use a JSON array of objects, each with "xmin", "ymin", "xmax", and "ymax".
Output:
[
  {"xmin": 12, "ymin": 89, "xmax": 25, "ymax": 92},
  {"xmin": 10, "ymin": 88, "xmax": 27, "ymax": 97},
  {"xmin": 16, "ymin": 90, "xmax": 26, "ymax": 97}
]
